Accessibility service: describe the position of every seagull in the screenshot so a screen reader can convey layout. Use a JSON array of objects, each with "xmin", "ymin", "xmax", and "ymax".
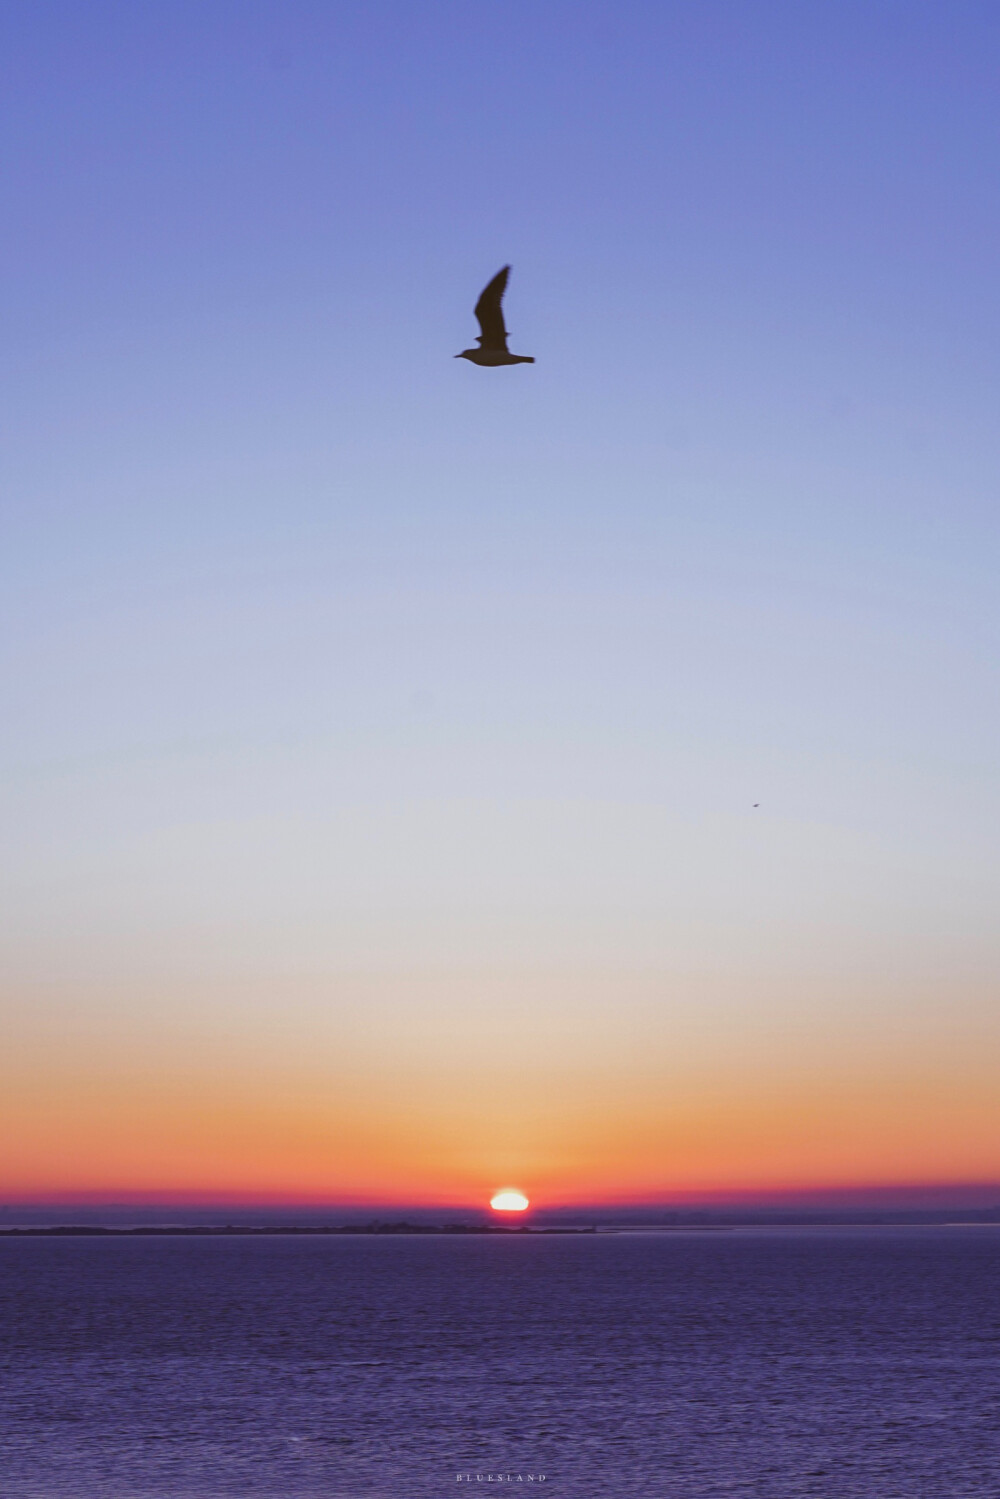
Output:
[{"xmin": 456, "ymin": 266, "xmax": 535, "ymax": 366}]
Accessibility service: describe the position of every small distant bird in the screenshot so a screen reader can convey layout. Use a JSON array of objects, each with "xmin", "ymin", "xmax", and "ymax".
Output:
[{"xmin": 456, "ymin": 266, "xmax": 535, "ymax": 366}]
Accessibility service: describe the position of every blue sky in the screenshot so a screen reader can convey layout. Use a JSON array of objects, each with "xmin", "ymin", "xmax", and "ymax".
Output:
[{"xmin": 2, "ymin": 0, "xmax": 999, "ymax": 1201}]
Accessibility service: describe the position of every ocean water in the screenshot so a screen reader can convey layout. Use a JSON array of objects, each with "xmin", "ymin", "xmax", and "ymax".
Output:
[{"xmin": 0, "ymin": 1228, "xmax": 997, "ymax": 1498}]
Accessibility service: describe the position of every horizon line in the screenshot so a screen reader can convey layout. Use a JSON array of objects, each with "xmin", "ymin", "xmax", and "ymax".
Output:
[{"xmin": 4, "ymin": 1180, "xmax": 1000, "ymax": 1212}]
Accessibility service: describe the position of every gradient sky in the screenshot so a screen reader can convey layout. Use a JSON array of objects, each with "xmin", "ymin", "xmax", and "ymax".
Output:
[{"xmin": 2, "ymin": 0, "xmax": 999, "ymax": 1207}]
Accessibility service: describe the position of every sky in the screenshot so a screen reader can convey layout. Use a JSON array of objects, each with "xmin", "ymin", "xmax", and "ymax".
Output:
[{"xmin": 2, "ymin": 0, "xmax": 999, "ymax": 1209}]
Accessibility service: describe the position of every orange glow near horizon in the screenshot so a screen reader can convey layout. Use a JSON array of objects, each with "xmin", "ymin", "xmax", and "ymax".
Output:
[
  {"xmin": 2, "ymin": 1044, "xmax": 999, "ymax": 1207},
  {"xmin": 4, "ymin": 969, "xmax": 999, "ymax": 1209}
]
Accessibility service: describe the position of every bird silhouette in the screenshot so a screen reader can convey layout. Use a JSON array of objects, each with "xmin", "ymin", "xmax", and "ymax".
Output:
[{"xmin": 456, "ymin": 266, "xmax": 535, "ymax": 366}]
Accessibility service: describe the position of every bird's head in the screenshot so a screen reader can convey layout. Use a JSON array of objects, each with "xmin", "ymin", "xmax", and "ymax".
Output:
[{"xmin": 455, "ymin": 349, "xmax": 477, "ymax": 361}]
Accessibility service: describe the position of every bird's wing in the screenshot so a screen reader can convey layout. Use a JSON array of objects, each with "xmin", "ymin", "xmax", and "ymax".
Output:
[{"xmin": 474, "ymin": 266, "xmax": 510, "ymax": 351}]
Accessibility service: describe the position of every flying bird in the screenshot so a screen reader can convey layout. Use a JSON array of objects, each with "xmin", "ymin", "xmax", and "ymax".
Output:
[{"xmin": 456, "ymin": 266, "xmax": 535, "ymax": 366}]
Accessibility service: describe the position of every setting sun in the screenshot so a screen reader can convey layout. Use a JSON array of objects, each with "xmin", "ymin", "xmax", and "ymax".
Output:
[{"xmin": 490, "ymin": 1190, "xmax": 529, "ymax": 1212}]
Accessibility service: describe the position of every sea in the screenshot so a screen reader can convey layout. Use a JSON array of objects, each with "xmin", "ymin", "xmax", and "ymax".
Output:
[{"xmin": 0, "ymin": 1227, "xmax": 997, "ymax": 1498}]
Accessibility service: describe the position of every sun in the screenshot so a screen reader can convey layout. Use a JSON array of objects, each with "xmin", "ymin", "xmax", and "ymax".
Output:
[{"xmin": 490, "ymin": 1190, "xmax": 529, "ymax": 1212}]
